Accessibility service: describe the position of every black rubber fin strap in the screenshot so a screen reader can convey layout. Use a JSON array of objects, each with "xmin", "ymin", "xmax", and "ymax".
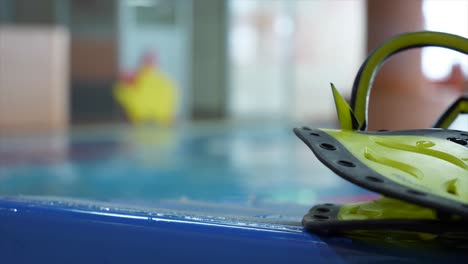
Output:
[
  {"xmin": 349, "ymin": 32, "xmax": 468, "ymax": 131},
  {"xmin": 433, "ymin": 96, "xmax": 468, "ymax": 129},
  {"xmin": 293, "ymin": 127, "xmax": 468, "ymax": 217}
]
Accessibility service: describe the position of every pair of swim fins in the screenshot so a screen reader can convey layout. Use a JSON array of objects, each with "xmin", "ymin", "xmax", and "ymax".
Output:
[{"xmin": 294, "ymin": 31, "xmax": 467, "ymax": 239}]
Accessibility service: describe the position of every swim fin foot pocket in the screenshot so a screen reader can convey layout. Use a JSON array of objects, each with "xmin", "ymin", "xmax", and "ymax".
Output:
[{"xmin": 295, "ymin": 31, "xmax": 468, "ymax": 238}]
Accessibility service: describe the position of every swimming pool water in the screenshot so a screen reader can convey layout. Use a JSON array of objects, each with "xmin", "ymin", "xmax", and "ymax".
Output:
[{"xmin": 0, "ymin": 122, "xmax": 372, "ymax": 218}]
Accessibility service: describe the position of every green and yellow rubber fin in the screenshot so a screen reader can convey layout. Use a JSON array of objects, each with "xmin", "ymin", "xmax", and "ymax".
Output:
[
  {"xmin": 294, "ymin": 127, "xmax": 468, "ymax": 216},
  {"xmin": 331, "ymin": 83, "xmax": 360, "ymax": 131},
  {"xmin": 295, "ymin": 126, "xmax": 468, "ymax": 238},
  {"xmin": 294, "ymin": 31, "xmax": 468, "ymax": 238},
  {"xmin": 303, "ymin": 198, "xmax": 468, "ymax": 245},
  {"xmin": 303, "ymin": 197, "xmax": 459, "ymax": 234}
]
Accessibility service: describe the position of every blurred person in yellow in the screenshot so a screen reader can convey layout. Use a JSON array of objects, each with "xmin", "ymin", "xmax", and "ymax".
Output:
[{"xmin": 114, "ymin": 53, "xmax": 178, "ymax": 126}]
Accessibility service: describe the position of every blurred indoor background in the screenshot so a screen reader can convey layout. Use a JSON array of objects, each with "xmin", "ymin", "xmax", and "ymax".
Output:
[
  {"xmin": 0, "ymin": 0, "xmax": 466, "ymax": 133},
  {"xmin": 0, "ymin": 0, "xmax": 467, "ymax": 211}
]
